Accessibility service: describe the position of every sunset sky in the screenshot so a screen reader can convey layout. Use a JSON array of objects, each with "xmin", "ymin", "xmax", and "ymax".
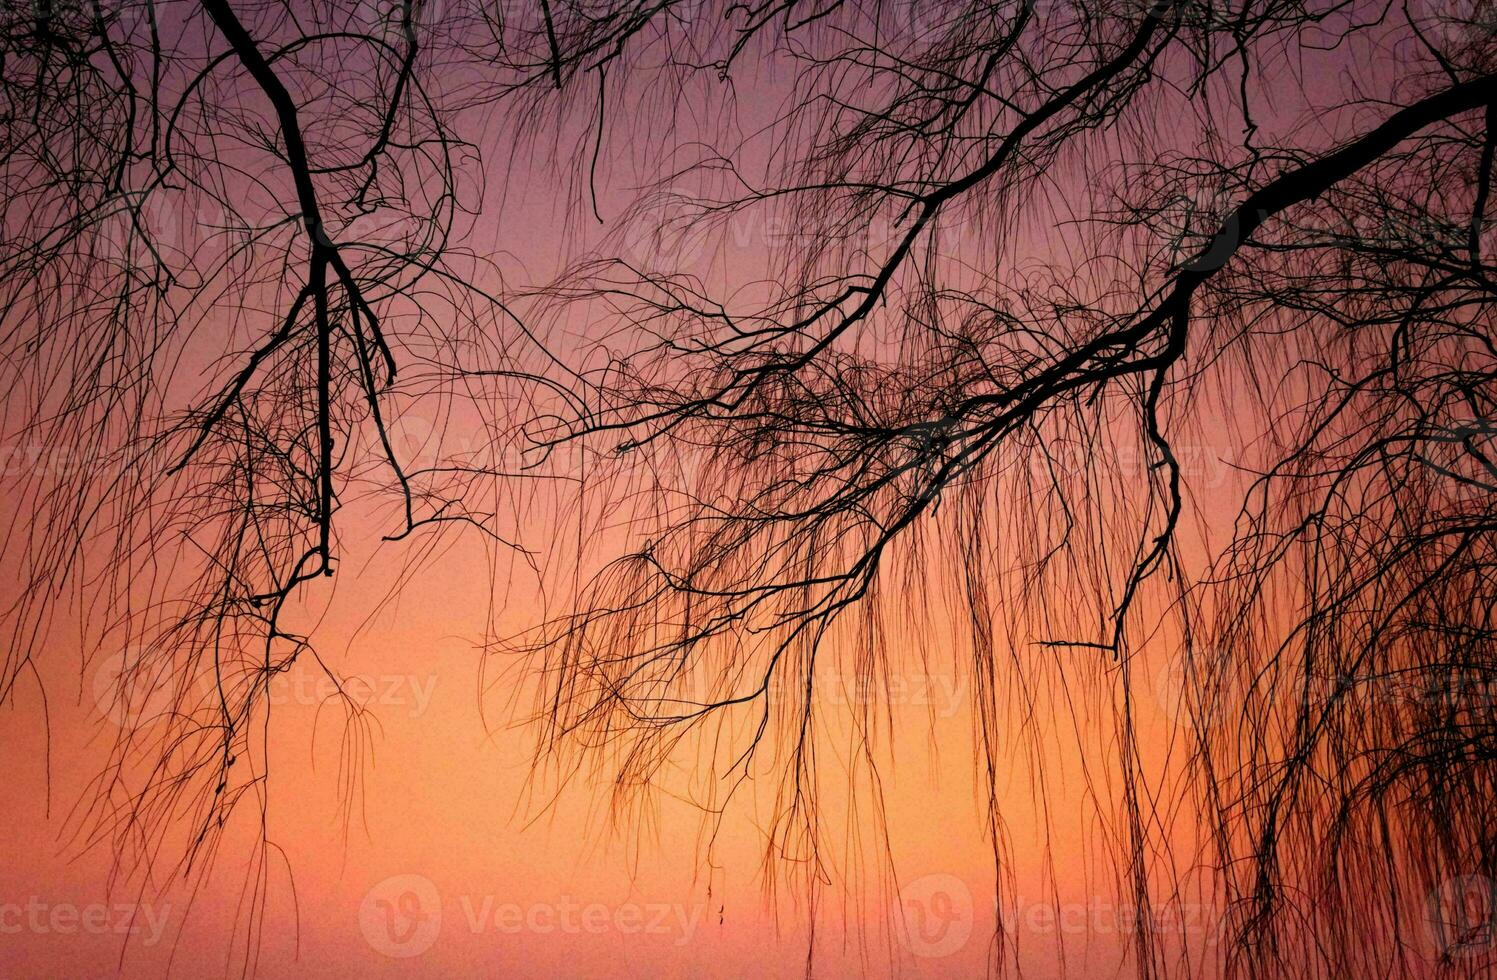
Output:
[{"xmin": 2, "ymin": 2, "xmax": 1494, "ymax": 977}]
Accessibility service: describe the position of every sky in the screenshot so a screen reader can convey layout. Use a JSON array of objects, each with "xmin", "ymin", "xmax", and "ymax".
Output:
[{"xmin": 0, "ymin": 2, "xmax": 1488, "ymax": 977}]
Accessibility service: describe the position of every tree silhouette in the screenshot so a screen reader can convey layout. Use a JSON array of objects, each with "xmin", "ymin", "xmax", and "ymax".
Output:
[{"xmin": 4, "ymin": 1, "xmax": 1497, "ymax": 977}]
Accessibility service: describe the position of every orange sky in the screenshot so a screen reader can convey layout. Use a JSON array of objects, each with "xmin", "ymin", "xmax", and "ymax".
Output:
[
  {"xmin": 0, "ymin": 456, "xmax": 1248, "ymax": 978},
  {"xmin": 0, "ymin": 12, "xmax": 1463, "ymax": 977}
]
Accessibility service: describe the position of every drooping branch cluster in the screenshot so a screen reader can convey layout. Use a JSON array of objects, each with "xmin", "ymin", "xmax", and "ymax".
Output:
[
  {"xmin": 0, "ymin": 2, "xmax": 550, "ymax": 959},
  {"xmin": 500, "ymin": 3, "xmax": 1497, "ymax": 976}
]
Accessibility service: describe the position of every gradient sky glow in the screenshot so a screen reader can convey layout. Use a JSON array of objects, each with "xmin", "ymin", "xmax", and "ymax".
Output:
[{"xmin": 1, "ymin": 2, "xmax": 1490, "ymax": 977}]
